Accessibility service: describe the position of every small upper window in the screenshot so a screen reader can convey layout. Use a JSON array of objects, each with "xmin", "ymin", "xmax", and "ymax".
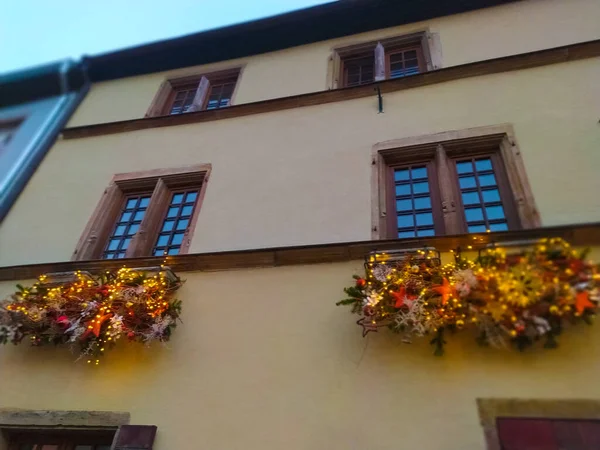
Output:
[
  {"xmin": 146, "ymin": 69, "xmax": 240, "ymax": 118},
  {"xmin": 332, "ymin": 31, "xmax": 439, "ymax": 89}
]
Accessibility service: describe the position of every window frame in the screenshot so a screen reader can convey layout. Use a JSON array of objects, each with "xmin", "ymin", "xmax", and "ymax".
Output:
[
  {"xmin": 146, "ymin": 68, "xmax": 242, "ymax": 118},
  {"xmin": 371, "ymin": 125, "xmax": 541, "ymax": 240},
  {"xmin": 72, "ymin": 164, "xmax": 211, "ymax": 261}
]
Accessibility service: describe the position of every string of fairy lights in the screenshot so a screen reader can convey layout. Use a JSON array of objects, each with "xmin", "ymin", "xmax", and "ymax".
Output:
[
  {"xmin": 0, "ymin": 261, "xmax": 183, "ymax": 365},
  {"xmin": 338, "ymin": 238, "xmax": 600, "ymax": 354}
]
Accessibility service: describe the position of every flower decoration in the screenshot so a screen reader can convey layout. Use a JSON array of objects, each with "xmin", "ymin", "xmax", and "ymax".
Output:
[
  {"xmin": 337, "ymin": 238, "xmax": 599, "ymax": 354},
  {"xmin": 0, "ymin": 267, "xmax": 183, "ymax": 365}
]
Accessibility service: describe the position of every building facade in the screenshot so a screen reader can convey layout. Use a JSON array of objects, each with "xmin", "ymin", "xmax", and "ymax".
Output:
[{"xmin": 0, "ymin": 0, "xmax": 599, "ymax": 449}]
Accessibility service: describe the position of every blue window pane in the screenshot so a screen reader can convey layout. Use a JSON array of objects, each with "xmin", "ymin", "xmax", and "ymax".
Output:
[
  {"xmin": 398, "ymin": 231, "xmax": 416, "ymax": 238},
  {"xmin": 162, "ymin": 220, "xmax": 174, "ymax": 232},
  {"xmin": 394, "ymin": 169, "xmax": 410, "ymax": 181},
  {"xmin": 122, "ymin": 238, "xmax": 132, "ymax": 249},
  {"xmin": 396, "ymin": 199, "xmax": 412, "ymax": 212},
  {"xmin": 181, "ymin": 205, "xmax": 194, "ymax": 216},
  {"xmin": 417, "ymin": 229, "xmax": 435, "ymax": 237},
  {"xmin": 125, "ymin": 199, "xmax": 137, "ymax": 209},
  {"xmin": 414, "ymin": 197, "xmax": 431, "ymax": 209},
  {"xmin": 171, "ymin": 233, "xmax": 184, "ymax": 245},
  {"xmin": 139, "ymin": 197, "xmax": 151, "ymax": 208},
  {"xmin": 411, "ymin": 167, "xmax": 427, "ymax": 179},
  {"xmin": 489, "ymin": 222, "xmax": 508, "ymax": 232},
  {"xmin": 459, "ymin": 177, "xmax": 477, "ymax": 189},
  {"xmin": 412, "ymin": 182, "xmax": 429, "ymax": 194},
  {"xmin": 167, "ymin": 247, "xmax": 180, "ymax": 255},
  {"xmin": 128, "ymin": 224, "xmax": 140, "ymax": 235},
  {"xmin": 462, "ymin": 192, "xmax": 480, "ymax": 205},
  {"xmin": 475, "ymin": 159, "xmax": 493, "ymax": 172},
  {"xmin": 167, "ymin": 207, "xmax": 179, "ymax": 218},
  {"xmin": 172, "ymin": 194, "xmax": 184, "ymax": 204},
  {"xmin": 486, "ymin": 205, "xmax": 505, "ymax": 220},
  {"xmin": 108, "ymin": 239, "xmax": 120, "ymax": 251},
  {"xmin": 468, "ymin": 225, "xmax": 487, "ymax": 233},
  {"xmin": 121, "ymin": 212, "xmax": 132, "ymax": 222},
  {"xmin": 114, "ymin": 225, "xmax": 126, "ymax": 236},
  {"xmin": 156, "ymin": 235, "xmax": 169, "ymax": 247},
  {"xmin": 479, "ymin": 174, "xmax": 497, "ymax": 187},
  {"xmin": 134, "ymin": 210, "xmax": 145, "ymax": 221},
  {"xmin": 465, "ymin": 208, "xmax": 484, "ymax": 222},
  {"xmin": 185, "ymin": 192, "xmax": 198, "ymax": 203},
  {"xmin": 456, "ymin": 161, "xmax": 473, "ymax": 174},
  {"xmin": 482, "ymin": 189, "xmax": 501, "ymax": 203},
  {"xmin": 416, "ymin": 213, "xmax": 433, "ymax": 226},
  {"xmin": 117, "ymin": 252, "xmax": 126, "ymax": 259},
  {"xmin": 105, "ymin": 253, "xmax": 115, "ymax": 259},
  {"xmin": 397, "ymin": 215, "xmax": 414, "ymax": 228},
  {"xmin": 176, "ymin": 219, "xmax": 189, "ymax": 231},
  {"xmin": 154, "ymin": 249, "xmax": 165, "ymax": 256},
  {"xmin": 395, "ymin": 184, "xmax": 411, "ymax": 196}
]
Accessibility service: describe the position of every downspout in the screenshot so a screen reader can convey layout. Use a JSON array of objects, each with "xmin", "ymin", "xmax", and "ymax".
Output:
[{"xmin": 0, "ymin": 60, "xmax": 90, "ymax": 223}]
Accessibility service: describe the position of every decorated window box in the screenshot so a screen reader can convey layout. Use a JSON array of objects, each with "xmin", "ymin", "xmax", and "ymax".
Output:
[{"xmin": 0, "ymin": 266, "xmax": 182, "ymax": 365}]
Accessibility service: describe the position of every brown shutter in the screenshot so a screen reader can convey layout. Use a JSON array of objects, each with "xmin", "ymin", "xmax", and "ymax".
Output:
[
  {"xmin": 188, "ymin": 76, "xmax": 210, "ymax": 112},
  {"xmin": 497, "ymin": 418, "xmax": 557, "ymax": 450},
  {"xmin": 111, "ymin": 425, "xmax": 157, "ymax": 450},
  {"xmin": 73, "ymin": 183, "xmax": 124, "ymax": 260},
  {"xmin": 435, "ymin": 144, "xmax": 462, "ymax": 234},
  {"xmin": 126, "ymin": 179, "xmax": 171, "ymax": 257},
  {"xmin": 374, "ymin": 42, "xmax": 385, "ymax": 81},
  {"xmin": 146, "ymin": 81, "xmax": 171, "ymax": 117}
]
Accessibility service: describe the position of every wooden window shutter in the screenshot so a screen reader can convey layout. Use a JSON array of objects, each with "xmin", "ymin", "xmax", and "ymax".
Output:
[
  {"xmin": 434, "ymin": 144, "xmax": 461, "ymax": 234},
  {"xmin": 374, "ymin": 42, "xmax": 385, "ymax": 81},
  {"xmin": 497, "ymin": 419, "xmax": 557, "ymax": 450},
  {"xmin": 188, "ymin": 76, "xmax": 210, "ymax": 112},
  {"xmin": 73, "ymin": 183, "xmax": 124, "ymax": 260},
  {"xmin": 126, "ymin": 179, "xmax": 171, "ymax": 257},
  {"xmin": 111, "ymin": 425, "xmax": 157, "ymax": 450}
]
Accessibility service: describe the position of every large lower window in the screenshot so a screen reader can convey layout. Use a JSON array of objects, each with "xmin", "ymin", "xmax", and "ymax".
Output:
[
  {"xmin": 372, "ymin": 125, "xmax": 540, "ymax": 239},
  {"xmin": 72, "ymin": 165, "xmax": 210, "ymax": 260},
  {"xmin": 7, "ymin": 430, "xmax": 114, "ymax": 450}
]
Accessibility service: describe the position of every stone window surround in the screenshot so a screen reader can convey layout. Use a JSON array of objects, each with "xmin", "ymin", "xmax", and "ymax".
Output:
[
  {"xmin": 326, "ymin": 29, "xmax": 443, "ymax": 90},
  {"xmin": 0, "ymin": 409, "xmax": 130, "ymax": 450},
  {"xmin": 370, "ymin": 124, "xmax": 541, "ymax": 240},
  {"xmin": 477, "ymin": 398, "xmax": 600, "ymax": 450}
]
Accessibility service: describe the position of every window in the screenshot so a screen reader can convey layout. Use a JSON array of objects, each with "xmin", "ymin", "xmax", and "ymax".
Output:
[
  {"xmin": 73, "ymin": 165, "xmax": 210, "ymax": 261},
  {"xmin": 7, "ymin": 430, "xmax": 114, "ymax": 450},
  {"xmin": 372, "ymin": 125, "xmax": 540, "ymax": 240},
  {"xmin": 146, "ymin": 69, "xmax": 240, "ymax": 117},
  {"xmin": 478, "ymin": 398, "xmax": 600, "ymax": 450},
  {"xmin": 331, "ymin": 31, "xmax": 440, "ymax": 89},
  {"xmin": 497, "ymin": 418, "xmax": 600, "ymax": 450}
]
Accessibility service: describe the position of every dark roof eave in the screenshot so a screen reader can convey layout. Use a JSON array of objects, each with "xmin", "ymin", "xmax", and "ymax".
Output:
[{"xmin": 87, "ymin": 0, "xmax": 519, "ymax": 82}]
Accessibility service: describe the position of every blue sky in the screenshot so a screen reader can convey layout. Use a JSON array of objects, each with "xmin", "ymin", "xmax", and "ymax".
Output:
[{"xmin": 0, "ymin": 0, "xmax": 332, "ymax": 73}]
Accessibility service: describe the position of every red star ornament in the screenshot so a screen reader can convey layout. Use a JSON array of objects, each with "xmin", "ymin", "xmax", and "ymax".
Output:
[
  {"xmin": 575, "ymin": 291, "xmax": 595, "ymax": 314},
  {"xmin": 391, "ymin": 287, "xmax": 418, "ymax": 308},
  {"xmin": 432, "ymin": 278, "xmax": 455, "ymax": 305}
]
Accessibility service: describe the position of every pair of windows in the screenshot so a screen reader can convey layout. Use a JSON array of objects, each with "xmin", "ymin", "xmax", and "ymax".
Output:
[
  {"xmin": 374, "ymin": 126, "xmax": 540, "ymax": 239},
  {"xmin": 73, "ymin": 166, "xmax": 209, "ymax": 261},
  {"xmin": 146, "ymin": 69, "xmax": 239, "ymax": 118}
]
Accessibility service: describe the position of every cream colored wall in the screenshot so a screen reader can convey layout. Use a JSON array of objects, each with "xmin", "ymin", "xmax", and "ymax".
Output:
[
  {"xmin": 1, "ymin": 58, "xmax": 598, "ymax": 267},
  {"xmin": 2, "ymin": 261, "xmax": 600, "ymax": 450},
  {"xmin": 67, "ymin": 0, "xmax": 600, "ymax": 127}
]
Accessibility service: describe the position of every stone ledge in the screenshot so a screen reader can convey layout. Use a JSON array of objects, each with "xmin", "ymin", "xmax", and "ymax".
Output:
[{"xmin": 0, "ymin": 409, "xmax": 130, "ymax": 429}]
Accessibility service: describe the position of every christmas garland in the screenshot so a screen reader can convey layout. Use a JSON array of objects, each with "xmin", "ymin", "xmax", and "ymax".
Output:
[
  {"xmin": 0, "ymin": 267, "xmax": 182, "ymax": 365},
  {"xmin": 337, "ymin": 238, "xmax": 600, "ymax": 355}
]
